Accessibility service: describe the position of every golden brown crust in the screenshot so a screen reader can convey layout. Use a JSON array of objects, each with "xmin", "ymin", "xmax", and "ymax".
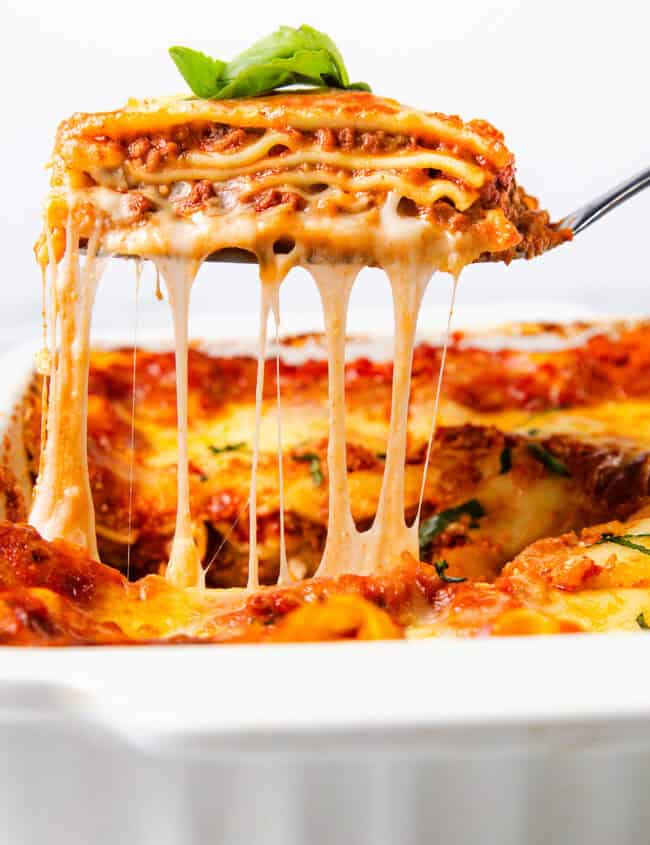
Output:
[
  {"xmin": 5, "ymin": 514, "xmax": 647, "ymax": 644},
  {"xmin": 0, "ymin": 522, "xmax": 573, "ymax": 644}
]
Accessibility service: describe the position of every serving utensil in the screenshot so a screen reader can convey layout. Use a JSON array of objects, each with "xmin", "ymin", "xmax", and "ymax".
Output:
[{"xmin": 557, "ymin": 165, "xmax": 650, "ymax": 235}]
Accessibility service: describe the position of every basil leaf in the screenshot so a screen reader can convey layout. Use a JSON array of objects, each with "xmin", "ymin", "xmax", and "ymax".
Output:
[
  {"xmin": 296, "ymin": 24, "xmax": 349, "ymax": 86},
  {"xmin": 419, "ymin": 499, "xmax": 485, "ymax": 558},
  {"xmin": 226, "ymin": 26, "xmax": 343, "ymax": 84},
  {"xmin": 293, "ymin": 452, "xmax": 323, "ymax": 486},
  {"xmin": 214, "ymin": 50, "xmax": 340, "ymax": 100},
  {"xmin": 213, "ymin": 66, "xmax": 297, "ymax": 101},
  {"xmin": 499, "ymin": 445, "xmax": 512, "ymax": 475},
  {"xmin": 594, "ymin": 532, "xmax": 650, "ymax": 555},
  {"xmin": 526, "ymin": 443, "xmax": 570, "ymax": 477},
  {"xmin": 169, "ymin": 25, "xmax": 369, "ymax": 100},
  {"xmin": 209, "ymin": 442, "xmax": 246, "ymax": 455},
  {"xmin": 169, "ymin": 47, "xmax": 226, "ymax": 98},
  {"xmin": 434, "ymin": 560, "xmax": 467, "ymax": 584},
  {"xmin": 637, "ymin": 612, "xmax": 650, "ymax": 630}
]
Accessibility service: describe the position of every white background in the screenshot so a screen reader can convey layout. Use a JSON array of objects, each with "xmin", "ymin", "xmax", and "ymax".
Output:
[{"xmin": 1, "ymin": 0, "xmax": 648, "ymax": 349}]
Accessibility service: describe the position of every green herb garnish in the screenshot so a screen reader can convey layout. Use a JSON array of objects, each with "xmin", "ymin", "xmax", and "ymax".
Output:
[
  {"xmin": 434, "ymin": 560, "xmax": 467, "ymax": 584},
  {"xmin": 499, "ymin": 445, "xmax": 512, "ymax": 475},
  {"xmin": 594, "ymin": 532, "xmax": 650, "ymax": 555},
  {"xmin": 170, "ymin": 25, "xmax": 370, "ymax": 100},
  {"xmin": 637, "ymin": 612, "xmax": 650, "ymax": 630},
  {"xmin": 293, "ymin": 452, "xmax": 323, "ymax": 486},
  {"xmin": 208, "ymin": 442, "xmax": 246, "ymax": 455},
  {"xmin": 526, "ymin": 442, "xmax": 570, "ymax": 477},
  {"xmin": 419, "ymin": 499, "xmax": 485, "ymax": 558}
]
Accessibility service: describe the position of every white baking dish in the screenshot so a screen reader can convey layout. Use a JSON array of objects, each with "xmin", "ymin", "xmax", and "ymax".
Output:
[{"xmin": 1, "ymin": 302, "xmax": 648, "ymax": 845}]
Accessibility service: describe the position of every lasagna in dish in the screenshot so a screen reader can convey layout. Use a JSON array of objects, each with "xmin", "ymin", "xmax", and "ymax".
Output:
[
  {"xmin": 18, "ymin": 322, "xmax": 650, "ymax": 588},
  {"xmin": 5, "ymin": 320, "xmax": 650, "ymax": 644}
]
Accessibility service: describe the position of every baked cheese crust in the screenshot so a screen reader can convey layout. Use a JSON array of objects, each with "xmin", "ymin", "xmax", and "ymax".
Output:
[{"xmin": 3, "ymin": 503, "xmax": 650, "ymax": 644}]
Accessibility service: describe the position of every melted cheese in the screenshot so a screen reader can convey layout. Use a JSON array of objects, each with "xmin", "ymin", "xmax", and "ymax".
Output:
[
  {"xmin": 29, "ymin": 225, "xmax": 104, "ymax": 557},
  {"xmin": 357, "ymin": 262, "xmax": 431, "ymax": 571},
  {"xmin": 311, "ymin": 265, "xmax": 360, "ymax": 576},
  {"xmin": 271, "ymin": 292, "xmax": 290, "ymax": 585},
  {"xmin": 125, "ymin": 260, "xmax": 141, "ymax": 580},
  {"xmin": 247, "ymin": 280, "xmax": 275, "ymax": 589},
  {"xmin": 32, "ymin": 217, "xmax": 463, "ymax": 587},
  {"xmin": 31, "ymin": 91, "xmax": 564, "ymax": 594},
  {"xmin": 416, "ymin": 276, "xmax": 458, "ymax": 520},
  {"xmin": 154, "ymin": 256, "xmax": 204, "ymax": 588}
]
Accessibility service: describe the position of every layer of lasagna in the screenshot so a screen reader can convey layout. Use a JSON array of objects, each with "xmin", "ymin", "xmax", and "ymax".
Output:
[
  {"xmin": 29, "ymin": 89, "xmax": 569, "ymax": 594},
  {"xmin": 37, "ymin": 91, "xmax": 569, "ymax": 271}
]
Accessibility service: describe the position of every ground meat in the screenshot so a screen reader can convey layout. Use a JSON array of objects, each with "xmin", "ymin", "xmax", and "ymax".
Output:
[
  {"xmin": 359, "ymin": 130, "xmax": 388, "ymax": 153},
  {"xmin": 311, "ymin": 127, "xmax": 411, "ymax": 154},
  {"xmin": 337, "ymin": 127, "xmax": 356, "ymax": 150},
  {"xmin": 492, "ymin": 185, "xmax": 572, "ymax": 261},
  {"xmin": 152, "ymin": 136, "xmax": 179, "ymax": 157},
  {"xmin": 253, "ymin": 189, "xmax": 306, "ymax": 213},
  {"xmin": 124, "ymin": 123, "xmax": 262, "ymax": 163},
  {"xmin": 127, "ymin": 137, "xmax": 151, "ymax": 160},
  {"xmin": 174, "ymin": 180, "xmax": 215, "ymax": 215},
  {"xmin": 200, "ymin": 125, "xmax": 249, "ymax": 153},
  {"xmin": 144, "ymin": 148, "xmax": 161, "ymax": 171},
  {"xmin": 122, "ymin": 134, "xmax": 180, "ymax": 172},
  {"xmin": 314, "ymin": 128, "xmax": 336, "ymax": 150},
  {"xmin": 171, "ymin": 125, "xmax": 191, "ymax": 145},
  {"xmin": 480, "ymin": 164, "xmax": 516, "ymax": 209},
  {"xmin": 124, "ymin": 193, "xmax": 154, "ymax": 223},
  {"xmin": 426, "ymin": 200, "xmax": 470, "ymax": 231}
]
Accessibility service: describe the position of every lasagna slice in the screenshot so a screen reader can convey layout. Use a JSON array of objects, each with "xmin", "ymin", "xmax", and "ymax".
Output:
[
  {"xmin": 31, "ymin": 90, "xmax": 569, "ymax": 592},
  {"xmin": 37, "ymin": 91, "xmax": 569, "ymax": 272}
]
